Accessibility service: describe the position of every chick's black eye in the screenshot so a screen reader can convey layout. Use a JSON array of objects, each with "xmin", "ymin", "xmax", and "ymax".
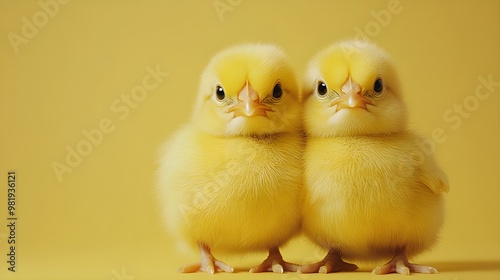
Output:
[
  {"xmin": 215, "ymin": 85, "xmax": 225, "ymax": 100},
  {"xmin": 272, "ymin": 83, "xmax": 283, "ymax": 99},
  {"xmin": 317, "ymin": 81, "xmax": 328, "ymax": 96},
  {"xmin": 374, "ymin": 78, "xmax": 384, "ymax": 93}
]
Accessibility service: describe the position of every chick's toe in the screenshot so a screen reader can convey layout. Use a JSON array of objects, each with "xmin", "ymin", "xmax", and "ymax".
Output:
[
  {"xmin": 178, "ymin": 243, "xmax": 233, "ymax": 274},
  {"xmin": 249, "ymin": 248, "xmax": 299, "ymax": 273},
  {"xmin": 372, "ymin": 251, "xmax": 438, "ymax": 275},
  {"xmin": 297, "ymin": 249, "xmax": 358, "ymax": 274}
]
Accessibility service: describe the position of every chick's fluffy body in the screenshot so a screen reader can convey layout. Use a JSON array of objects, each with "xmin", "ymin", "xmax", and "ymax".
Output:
[
  {"xmin": 159, "ymin": 128, "xmax": 302, "ymax": 252},
  {"xmin": 157, "ymin": 44, "xmax": 303, "ymax": 254},
  {"xmin": 302, "ymin": 40, "xmax": 449, "ymax": 262},
  {"xmin": 303, "ymin": 134, "xmax": 446, "ymax": 261}
]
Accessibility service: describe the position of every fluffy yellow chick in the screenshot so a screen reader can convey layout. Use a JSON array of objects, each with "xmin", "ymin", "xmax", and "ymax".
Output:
[
  {"xmin": 157, "ymin": 44, "xmax": 303, "ymax": 274},
  {"xmin": 299, "ymin": 40, "xmax": 449, "ymax": 275}
]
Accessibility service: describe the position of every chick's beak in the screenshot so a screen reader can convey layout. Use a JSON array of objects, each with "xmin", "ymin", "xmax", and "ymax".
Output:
[
  {"xmin": 227, "ymin": 81, "xmax": 272, "ymax": 117},
  {"xmin": 330, "ymin": 77, "xmax": 373, "ymax": 111}
]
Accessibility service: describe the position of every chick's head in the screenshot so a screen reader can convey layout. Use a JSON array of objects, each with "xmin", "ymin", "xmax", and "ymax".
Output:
[
  {"xmin": 193, "ymin": 44, "xmax": 301, "ymax": 137},
  {"xmin": 304, "ymin": 40, "xmax": 408, "ymax": 137}
]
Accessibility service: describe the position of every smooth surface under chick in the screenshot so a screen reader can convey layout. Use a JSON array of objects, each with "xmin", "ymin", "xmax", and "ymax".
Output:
[
  {"xmin": 299, "ymin": 40, "xmax": 449, "ymax": 275},
  {"xmin": 157, "ymin": 44, "xmax": 303, "ymax": 274}
]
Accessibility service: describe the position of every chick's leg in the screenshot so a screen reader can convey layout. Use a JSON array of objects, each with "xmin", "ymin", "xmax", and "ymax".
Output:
[
  {"xmin": 179, "ymin": 243, "xmax": 234, "ymax": 274},
  {"xmin": 297, "ymin": 249, "xmax": 358, "ymax": 273},
  {"xmin": 249, "ymin": 247, "xmax": 299, "ymax": 273},
  {"xmin": 372, "ymin": 248, "xmax": 438, "ymax": 275}
]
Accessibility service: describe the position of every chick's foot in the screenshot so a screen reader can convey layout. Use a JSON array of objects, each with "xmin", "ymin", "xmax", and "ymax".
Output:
[
  {"xmin": 249, "ymin": 247, "xmax": 299, "ymax": 273},
  {"xmin": 372, "ymin": 251, "xmax": 438, "ymax": 275},
  {"xmin": 178, "ymin": 243, "xmax": 233, "ymax": 274},
  {"xmin": 297, "ymin": 249, "xmax": 358, "ymax": 273}
]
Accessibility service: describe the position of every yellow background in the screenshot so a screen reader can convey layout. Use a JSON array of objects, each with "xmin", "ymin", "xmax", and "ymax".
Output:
[{"xmin": 1, "ymin": 0, "xmax": 499, "ymax": 279}]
